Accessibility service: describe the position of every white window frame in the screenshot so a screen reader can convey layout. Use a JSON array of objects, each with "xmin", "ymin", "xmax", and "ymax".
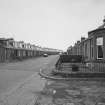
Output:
[{"xmin": 96, "ymin": 37, "xmax": 103, "ymax": 60}]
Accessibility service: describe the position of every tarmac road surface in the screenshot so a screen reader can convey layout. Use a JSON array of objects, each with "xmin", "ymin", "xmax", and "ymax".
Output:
[
  {"xmin": 0, "ymin": 55, "xmax": 59, "ymax": 95},
  {"xmin": 0, "ymin": 55, "xmax": 105, "ymax": 105}
]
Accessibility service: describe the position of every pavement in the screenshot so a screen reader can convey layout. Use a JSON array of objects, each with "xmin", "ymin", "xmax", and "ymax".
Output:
[{"xmin": 37, "ymin": 68, "xmax": 105, "ymax": 105}]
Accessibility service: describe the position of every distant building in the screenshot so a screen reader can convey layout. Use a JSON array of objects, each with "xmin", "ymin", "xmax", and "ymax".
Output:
[{"xmin": 0, "ymin": 37, "xmax": 62, "ymax": 62}]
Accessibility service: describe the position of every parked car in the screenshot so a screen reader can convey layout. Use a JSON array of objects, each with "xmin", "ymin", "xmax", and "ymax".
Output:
[{"xmin": 43, "ymin": 53, "xmax": 48, "ymax": 57}]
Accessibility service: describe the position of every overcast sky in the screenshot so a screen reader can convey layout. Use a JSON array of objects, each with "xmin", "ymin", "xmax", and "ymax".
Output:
[{"xmin": 0, "ymin": 0, "xmax": 105, "ymax": 51}]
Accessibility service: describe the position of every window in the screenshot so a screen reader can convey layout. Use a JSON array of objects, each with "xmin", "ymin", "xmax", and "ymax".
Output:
[
  {"xmin": 90, "ymin": 39, "xmax": 94, "ymax": 58},
  {"xmin": 85, "ymin": 43, "xmax": 87, "ymax": 56},
  {"xmin": 96, "ymin": 37, "xmax": 103, "ymax": 59},
  {"xmin": 9, "ymin": 42, "xmax": 13, "ymax": 46},
  {"xmin": 97, "ymin": 46, "xmax": 103, "ymax": 59},
  {"xmin": 92, "ymin": 47, "xmax": 93, "ymax": 58}
]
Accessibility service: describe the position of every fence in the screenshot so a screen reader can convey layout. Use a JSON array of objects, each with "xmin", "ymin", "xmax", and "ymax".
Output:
[{"xmin": 55, "ymin": 55, "xmax": 105, "ymax": 73}]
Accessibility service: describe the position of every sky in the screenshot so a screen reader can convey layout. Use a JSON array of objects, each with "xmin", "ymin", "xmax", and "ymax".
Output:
[{"xmin": 0, "ymin": 0, "xmax": 105, "ymax": 51}]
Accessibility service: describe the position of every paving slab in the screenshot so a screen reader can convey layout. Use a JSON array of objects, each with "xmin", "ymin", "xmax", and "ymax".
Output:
[{"xmin": 35, "ymin": 79, "xmax": 105, "ymax": 105}]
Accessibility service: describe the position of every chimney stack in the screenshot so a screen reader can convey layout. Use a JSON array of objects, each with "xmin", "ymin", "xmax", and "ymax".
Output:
[
  {"xmin": 81, "ymin": 37, "xmax": 85, "ymax": 42},
  {"xmin": 98, "ymin": 16, "xmax": 105, "ymax": 29},
  {"xmin": 103, "ymin": 16, "xmax": 105, "ymax": 23}
]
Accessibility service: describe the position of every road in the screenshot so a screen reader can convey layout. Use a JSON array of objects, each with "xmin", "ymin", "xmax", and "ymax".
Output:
[
  {"xmin": 0, "ymin": 55, "xmax": 59, "ymax": 95},
  {"xmin": 0, "ymin": 55, "xmax": 105, "ymax": 105}
]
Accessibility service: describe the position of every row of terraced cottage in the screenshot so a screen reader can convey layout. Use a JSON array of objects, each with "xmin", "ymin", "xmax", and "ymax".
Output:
[
  {"xmin": 67, "ymin": 18, "xmax": 105, "ymax": 72},
  {"xmin": 0, "ymin": 38, "xmax": 61, "ymax": 62}
]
